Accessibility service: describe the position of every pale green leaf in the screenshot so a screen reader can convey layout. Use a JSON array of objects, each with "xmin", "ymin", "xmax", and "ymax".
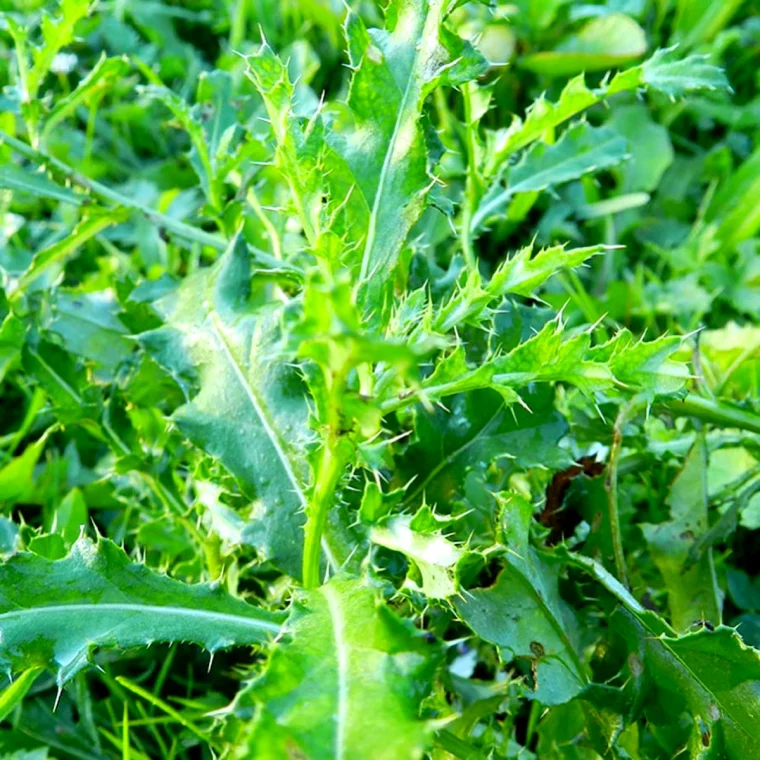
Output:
[
  {"xmin": 520, "ymin": 14, "xmax": 647, "ymax": 78},
  {"xmin": 371, "ymin": 514, "xmax": 463, "ymax": 599},
  {"xmin": 640, "ymin": 46, "xmax": 732, "ymax": 97}
]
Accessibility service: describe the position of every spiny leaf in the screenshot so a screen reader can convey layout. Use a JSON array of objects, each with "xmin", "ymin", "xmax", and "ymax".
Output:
[
  {"xmin": 0, "ymin": 538, "xmax": 284, "ymax": 686},
  {"xmin": 488, "ymin": 243, "xmax": 612, "ymax": 299},
  {"xmin": 485, "ymin": 48, "xmax": 729, "ymax": 171},
  {"xmin": 589, "ymin": 329, "xmax": 689, "ymax": 396},
  {"xmin": 139, "ymin": 236, "xmax": 317, "ymax": 578},
  {"xmin": 641, "ymin": 46, "xmax": 732, "ymax": 97},
  {"xmin": 568, "ymin": 553, "xmax": 760, "ymax": 757},
  {"xmin": 474, "ymin": 123, "xmax": 629, "ymax": 232},
  {"xmin": 325, "ymin": 0, "xmax": 487, "ymax": 308},
  {"xmin": 245, "ymin": 42, "xmax": 325, "ymax": 245},
  {"xmin": 371, "ymin": 514, "xmax": 464, "ymax": 599},
  {"xmin": 234, "ymin": 577, "xmax": 440, "ymax": 760},
  {"xmin": 27, "ymin": 0, "xmax": 92, "ymax": 101}
]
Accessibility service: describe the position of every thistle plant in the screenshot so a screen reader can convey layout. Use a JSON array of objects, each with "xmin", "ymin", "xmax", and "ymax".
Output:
[{"xmin": 1, "ymin": 1, "xmax": 760, "ymax": 758}]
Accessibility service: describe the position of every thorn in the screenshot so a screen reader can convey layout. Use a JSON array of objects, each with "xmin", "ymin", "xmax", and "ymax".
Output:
[
  {"xmin": 208, "ymin": 652, "xmax": 215, "ymax": 673},
  {"xmin": 54, "ymin": 686, "xmax": 63, "ymax": 712}
]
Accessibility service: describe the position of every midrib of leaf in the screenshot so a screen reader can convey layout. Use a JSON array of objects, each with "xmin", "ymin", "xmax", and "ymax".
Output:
[
  {"xmin": 324, "ymin": 583, "xmax": 349, "ymax": 760},
  {"xmin": 26, "ymin": 348, "xmax": 82, "ymax": 405},
  {"xmin": 403, "ymin": 403, "xmax": 505, "ymax": 506},
  {"xmin": 209, "ymin": 312, "xmax": 305, "ymax": 505},
  {"xmin": 358, "ymin": 0, "xmax": 442, "ymax": 283},
  {"xmin": 0, "ymin": 603, "xmax": 281, "ymax": 633},
  {"xmin": 208, "ymin": 313, "xmax": 340, "ymax": 570}
]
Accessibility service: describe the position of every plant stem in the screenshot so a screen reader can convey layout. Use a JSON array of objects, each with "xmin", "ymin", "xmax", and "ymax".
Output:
[
  {"xmin": 605, "ymin": 397, "xmax": 644, "ymax": 589},
  {"xmin": 302, "ymin": 438, "xmax": 345, "ymax": 589},
  {"xmin": 0, "ymin": 130, "xmax": 227, "ymax": 251},
  {"xmin": 663, "ymin": 393, "xmax": 760, "ymax": 434},
  {"xmin": 302, "ymin": 368, "xmax": 348, "ymax": 588},
  {"xmin": 460, "ymin": 83, "xmax": 481, "ymax": 271}
]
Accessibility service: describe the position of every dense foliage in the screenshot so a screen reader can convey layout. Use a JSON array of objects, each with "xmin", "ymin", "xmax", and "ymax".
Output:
[{"xmin": 1, "ymin": 0, "xmax": 760, "ymax": 758}]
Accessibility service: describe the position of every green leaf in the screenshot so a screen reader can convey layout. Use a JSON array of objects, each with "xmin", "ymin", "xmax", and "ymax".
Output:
[
  {"xmin": 0, "ymin": 668, "xmax": 43, "ymax": 723},
  {"xmin": 609, "ymin": 103, "xmax": 674, "ymax": 192},
  {"xmin": 589, "ymin": 329, "xmax": 689, "ymax": 396},
  {"xmin": 0, "ymin": 435, "xmax": 48, "ymax": 506},
  {"xmin": 641, "ymin": 434, "xmax": 722, "ymax": 632},
  {"xmin": 569, "ymin": 552, "xmax": 760, "ymax": 757},
  {"xmin": 42, "ymin": 289, "xmax": 132, "ymax": 372},
  {"xmin": 141, "ymin": 74, "xmax": 236, "ymax": 211},
  {"xmin": 706, "ymin": 145, "xmax": 760, "ymax": 248},
  {"xmin": 0, "ymin": 538, "xmax": 283, "ymax": 686},
  {"xmin": 474, "ymin": 123, "xmax": 629, "ymax": 232},
  {"xmin": 673, "ymin": 0, "xmax": 745, "ymax": 48},
  {"xmin": 245, "ymin": 42, "xmax": 325, "ymax": 246},
  {"xmin": 640, "ymin": 46, "xmax": 732, "ymax": 97},
  {"xmin": 27, "ymin": 0, "xmax": 92, "ymax": 101},
  {"xmin": 22, "ymin": 339, "xmax": 102, "ymax": 426},
  {"xmin": 14, "ymin": 209, "xmax": 128, "ymax": 294},
  {"xmin": 520, "ymin": 14, "xmax": 647, "ymax": 78},
  {"xmin": 489, "ymin": 243, "xmax": 611, "ymax": 299},
  {"xmin": 139, "ymin": 236, "xmax": 315, "ymax": 577},
  {"xmin": 235, "ymin": 577, "xmax": 440, "ymax": 760},
  {"xmin": 325, "ymin": 1, "xmax": 487, "ymax": 307},
  {"xmin": 0, "ymin": 312, "xmax": 25, "ymax": 384},
  {"xmin": 485, "ymin": 48, "xmax": 728, "ymax": 171},
  {"xmin": 0, "ymin": 164, "xmax": 82, "ymax": 205},
  {"xmin": 456, "ymin": 494, "xmax": 587, "ymax": 705},
  {"xmin": 397, "ymin": 386, "xmax": 573, "ymax": 513}
]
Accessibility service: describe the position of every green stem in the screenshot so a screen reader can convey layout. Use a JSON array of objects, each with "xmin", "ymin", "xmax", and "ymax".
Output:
[
  {"xmin": 460, "ymin": 83, "xmax": 480, "ymax": 271},
  {"xmin": 0, "ymin": 130, "xmax": 226, "ymax": 251},
  {"xmin": 302, "ymin": 439, "xmax": 345, "ymax": 588},
  {"xmin": 229, "ymin": 0, "xmax": 248, "ymax": 51},
  {"xmin": 605, "ymin": 397, "xmax": 645, "ymax": 589},
  {"xmin": 663, "ymin": 393, "xmax": 760, "ymax": 434}
]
